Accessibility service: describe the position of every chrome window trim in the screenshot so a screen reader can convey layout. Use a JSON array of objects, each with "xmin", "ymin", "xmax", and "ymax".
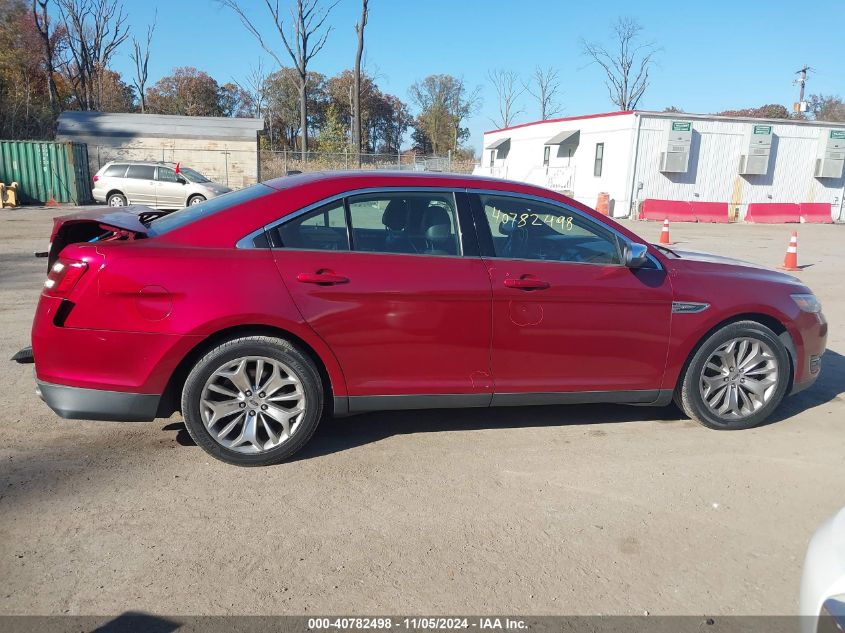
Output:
[
  {"xmin": 236, "ymin": 186, "xmax": 468, "ymax": 257},
  {"xmin": 467, "ymin": 188, "xmax": 664, "ymax": 271}
]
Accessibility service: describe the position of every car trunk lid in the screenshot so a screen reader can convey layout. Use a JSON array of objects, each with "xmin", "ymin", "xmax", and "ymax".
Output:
[{"xmin": 47, "ymin": 206, "xmax": 158, "ymax": 268}]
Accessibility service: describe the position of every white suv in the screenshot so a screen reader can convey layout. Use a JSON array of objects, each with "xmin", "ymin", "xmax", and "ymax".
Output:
[{"xmin": 92, "ymin": 161, "xmax": 232, "ymax": 209}]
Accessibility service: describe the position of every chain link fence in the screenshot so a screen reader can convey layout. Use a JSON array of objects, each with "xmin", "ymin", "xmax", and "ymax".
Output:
[
  {"xmin": 259, "ymin": 150, "xmax": 477, "ymax": 180},
  {"xmin": 88, "ymin": 144, "xmax": 478, "ymax": 190}
]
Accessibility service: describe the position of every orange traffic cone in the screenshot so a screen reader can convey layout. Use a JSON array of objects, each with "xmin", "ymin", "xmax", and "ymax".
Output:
[
  {"xmin": 780, "ymin": 231, "xmax": 799, "ymax": 271},
  {"xmin": 659, "ymin": 218, "xmax": 671, "ymax": 244}
]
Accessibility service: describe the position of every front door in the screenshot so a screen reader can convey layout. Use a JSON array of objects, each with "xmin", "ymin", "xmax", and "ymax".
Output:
[
  {"xmin": 470, "ymin": 192, "xmax": 673, "ymax": 400},
  {"xmin": 155, "ymin": 166, "xmax": 187, "ymax": 209},
  {"xmin": 270, "ymin": 190, "xmax": 493, "ymax": 405}
]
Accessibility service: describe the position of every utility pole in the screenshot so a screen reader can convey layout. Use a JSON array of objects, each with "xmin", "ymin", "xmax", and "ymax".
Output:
[{"xmin": 793, "ymin": 65, "xmax": 812, "ymax": 112}]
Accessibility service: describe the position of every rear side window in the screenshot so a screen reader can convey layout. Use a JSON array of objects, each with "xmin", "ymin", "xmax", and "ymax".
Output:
[
  {"xmin": 103, "ymin": 164, "xmax": 128, "ymax": 177},
  {"xmin": 265, "ymin": 191, "xmax": 462, "ymax": 257},
  {"xmin": 272, "ymin": 201, "xmax": 349, "ymax": 251},
  {"xmin": 347, "ymin": 192, "xmax": 460, "ymax": 256},
  {"xmin": 149, "ymin": 184, "xmax": 274, "ymax": 235},
  {"xmin": 126, "ymin": 165, "xmax": 155, "ymax": 180}
]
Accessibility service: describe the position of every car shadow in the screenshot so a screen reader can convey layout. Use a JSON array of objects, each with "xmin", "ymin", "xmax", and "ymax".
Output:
[
  {"xmin": 765, "ymin": 347, "xmax": 845, "ymax": 424},
  {"xmin": 161, "ymin": 348, "xmax": 845, "ymax": 460}
]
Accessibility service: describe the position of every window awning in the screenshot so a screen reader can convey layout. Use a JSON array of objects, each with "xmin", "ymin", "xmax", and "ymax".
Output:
[
  {"xmin": 544, "ymin": 129, "xmax": 580, "ymax": 145},
  {"xmin": 485, "ymin": 137, "xmax": 510, "ymax": 150}
]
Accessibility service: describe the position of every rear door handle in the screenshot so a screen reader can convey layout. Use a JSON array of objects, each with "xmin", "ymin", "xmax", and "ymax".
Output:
[
  {"xmin": 503, "ymin": 277, "xmax": 550, "ymax": 290},
  {"xmin": 296, "ymin": 271, "xmax": 349, "ymax": 285}
]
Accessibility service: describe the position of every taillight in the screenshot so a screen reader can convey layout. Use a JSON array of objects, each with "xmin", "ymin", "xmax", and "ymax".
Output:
[
  {"xmin": 44, "ymin": 258, "xmax": 88, "ymax": 297},
  {"xmin": 92, "ymin": 174, "xmax": 100, "ymax": 183}
]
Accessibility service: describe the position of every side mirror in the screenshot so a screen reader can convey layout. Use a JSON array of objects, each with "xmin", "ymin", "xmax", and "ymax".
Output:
[
  {"xmin": 177, "ymin": 175, "xmax": 187, "ymax": 185},
  {"xmin": 623, "ymin": 241, "xmax": 649, "ymax": 268}
]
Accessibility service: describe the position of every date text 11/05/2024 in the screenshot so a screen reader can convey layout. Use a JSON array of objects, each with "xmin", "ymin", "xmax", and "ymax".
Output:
[{"xmin": 307, "ymin": 617, "xmax": 528, "ymax": 630}]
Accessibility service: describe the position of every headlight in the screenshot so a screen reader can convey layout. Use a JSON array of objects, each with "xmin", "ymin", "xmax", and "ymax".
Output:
[{"xmin": 791, "ymin": 293, "xmax": 822, "ymax": 313}]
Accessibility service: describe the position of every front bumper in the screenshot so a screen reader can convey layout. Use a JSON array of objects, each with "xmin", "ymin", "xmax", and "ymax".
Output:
[{"xmin": 36, "ymin": 379, "xmax": 160, "ymax": 422}]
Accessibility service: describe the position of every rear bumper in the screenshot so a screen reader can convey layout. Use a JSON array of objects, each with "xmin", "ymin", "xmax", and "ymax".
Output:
[{"xmin": 36, "ymin": 379, "xmax": 160, "ymax": 422}]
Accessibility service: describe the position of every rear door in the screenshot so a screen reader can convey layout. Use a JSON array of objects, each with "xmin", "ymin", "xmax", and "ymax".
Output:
[
  {"xmin": 155, "ymin": 166, "xmax": 187, "ymax": 209},
  {"xmin": 269, "ymin": 189, "xmax": 493, "ymax": 406},
  {"xmin": 470, "ymin": 191, "xmax": 673, "ymax": 400},
  {"xmin": 122, "ymin": 164, "xmax": 157, "ymax": 205}
]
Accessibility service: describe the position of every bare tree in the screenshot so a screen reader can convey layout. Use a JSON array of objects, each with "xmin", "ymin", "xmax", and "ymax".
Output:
[
  {"xmin": 352, "ymin": 0, "xmax": 368, "ymax": 164},
  {"xmin": 57, "ymin": 0, "xmax": 130, "ymax": 111},
  {"xmin": 218, "ymin": 0, "xmax": 340, "ymax": 153},
  {"xmin": 235, "ymin": 60, "xmax": 269, "ymax": 118},
  {"xmin": 31, "ymin": 0, "xmax": 61, "ymax": 118},
  {"xmin": 524, "ymin": 66, "xmax": 562, "ymax": 120},
  {"xmin": 581, "ymin": 17, "xmax": 658, "ymax": 111},
  {"xmin": 129, "ymin": 10, "xmax": 156, "ymax": 113},
  {"xmin": 487, "ymin": 69, "xmax": 525, "ymax": 129}
]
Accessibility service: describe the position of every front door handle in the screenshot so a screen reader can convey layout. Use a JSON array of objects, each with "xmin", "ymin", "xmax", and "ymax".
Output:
[
  {"xmin": 296, "ymin": 271, "xmax": 349, "ymax": 285},
  {"xmin": 503, "ymin": 277, "xmax": 550, "ymax": 290}
]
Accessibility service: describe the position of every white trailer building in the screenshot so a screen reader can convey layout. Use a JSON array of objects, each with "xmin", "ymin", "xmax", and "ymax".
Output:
[{"xmin": 474, "ymin": 111, "xmax": 845, "ymax": 222}]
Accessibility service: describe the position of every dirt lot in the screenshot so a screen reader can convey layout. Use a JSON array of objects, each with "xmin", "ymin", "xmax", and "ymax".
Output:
[{"xmin": 1, "ymin": 208, "xmax": 843, "ymax": 617}]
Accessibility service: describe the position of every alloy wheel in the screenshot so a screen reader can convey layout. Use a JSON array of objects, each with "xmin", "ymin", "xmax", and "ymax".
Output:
[
  {"xmin": 200, "ymin": 356, "xmax": 306, "ymax": 454},
  {"xmin": 699, "ymin": 337, "xmax": 779, "ymax": 420}
]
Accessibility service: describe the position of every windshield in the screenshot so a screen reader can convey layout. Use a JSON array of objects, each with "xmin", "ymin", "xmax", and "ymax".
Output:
[
  {"xmin": 179, "ymin": 167, "xmax": 210, "ymax": 183},
  {"xmin": 147, "ymin": 184, "xmax": 273, "ymax": 234}
]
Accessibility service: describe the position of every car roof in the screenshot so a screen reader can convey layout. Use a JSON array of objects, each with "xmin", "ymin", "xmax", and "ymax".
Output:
[
  {"xmin": 261, "ymin": 170, "xmax": 542, "ymax": 193},
  {"xmin": 106, "ymin": 161, "xmax": 178, "ymax": 167}
]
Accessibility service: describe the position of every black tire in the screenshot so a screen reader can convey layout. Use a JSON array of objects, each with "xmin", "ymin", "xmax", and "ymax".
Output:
[
  {"xmin": 180, "ymin": 335, "xmax": 324, "ymax": 466},
  {"xmin": 187, "ymin": 194, "xmax": 206, "ymax": 206},
  {"xmin": 674, "ymin": 320, "xmax": 791, "ymax": 430},
  {"xmin": 107, "ymin": 192, "xmax": 127, "ymax": 207}
]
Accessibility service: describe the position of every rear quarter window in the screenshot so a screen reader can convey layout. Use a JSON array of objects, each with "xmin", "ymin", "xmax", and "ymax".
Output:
[
  {"xmin": 148, "ymin": 184, "xmax": 274, "ymax": 235},
  {"xmin": 103, "ymin": 164, "xmax": 128, "ymax": 177}
]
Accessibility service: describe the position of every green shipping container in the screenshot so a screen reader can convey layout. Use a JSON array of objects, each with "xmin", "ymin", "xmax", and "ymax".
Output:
[{"xmin": 0, "ymin": 140, "xmax": 92, "ymax": 205}]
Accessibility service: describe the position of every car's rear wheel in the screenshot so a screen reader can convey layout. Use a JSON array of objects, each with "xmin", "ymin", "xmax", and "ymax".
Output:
[
  {"xmin": 188, "ymin": 194, "xmax": 206, "ymax": 206},
  {"xmin": 181, "ymin": 336, "xmax": 323, "ymax": 466},
  {"xmin": 675, "ymin": 320, "xmax": 791, "ymax": 430},
  {"xmin": 107, "ymin": 192, "xmax": 127, "ymax": 207}
]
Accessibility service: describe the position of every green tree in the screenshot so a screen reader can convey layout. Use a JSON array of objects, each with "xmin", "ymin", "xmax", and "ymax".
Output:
[
  {"xmin": 145, "ymin": 67, "xmax": 223, "ymax": 116},
  {"xmin": 316, "ymin": 103, "xmax": 347, "ymax": 152},
  {"xmin": 410, "ymin": 74, "xmax": 478, "ymax": 155},
  {"xmin": 808, "ymin": 94, "xmax": 845, "ymax": 123},
  {"xmin": 716, "ymin": 104, "xmax": 791, "ymax": 119}
]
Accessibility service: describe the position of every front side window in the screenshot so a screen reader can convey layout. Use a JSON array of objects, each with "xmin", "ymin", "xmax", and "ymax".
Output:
[
  {"xmin": 594, "ymin": 143, "xmax": 604, "ymax": 177},
  {"xmin": 156, "ymin": 167, "xmax": 180, "ymax": 183},
  {"xmin": 126, "ymin": 164, "xmax": 156, "ymax": 180},
  {"xmin": 347, "ymin": 192, "xmax": 460, "ymax": 256},
  {"xmin": 479, "ymin": 194, "xmax": 621, "ymax": 265}
]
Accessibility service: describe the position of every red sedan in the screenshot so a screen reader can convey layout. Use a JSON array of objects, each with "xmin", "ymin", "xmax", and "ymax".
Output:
[{"xmin": 31, "ymin": 172, "xmax": 827, "ymax": 465}]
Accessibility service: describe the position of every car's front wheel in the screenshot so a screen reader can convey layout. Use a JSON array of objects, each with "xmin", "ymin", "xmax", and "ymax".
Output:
[
  {"xmin": 181, "ymin": 336, "xmax": 324, "ymax": 466},
  {"xmin": 188, "ymin": 194, "xmax": 206, "ymax": 206},
  {"xmin": 675, "ymin": 320, "xmax": 791, "ymax": 430}
]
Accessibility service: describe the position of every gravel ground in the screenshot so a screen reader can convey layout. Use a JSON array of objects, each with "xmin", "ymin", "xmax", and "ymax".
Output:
[{"xmin": 0, "ymin": 208, "xmax": 843, "ymax": 616}]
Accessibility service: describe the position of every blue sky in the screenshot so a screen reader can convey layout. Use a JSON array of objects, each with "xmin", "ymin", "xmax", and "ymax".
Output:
[{"xmin": 110, "ymin": 0, "xmax": 844, "ymax": 154}]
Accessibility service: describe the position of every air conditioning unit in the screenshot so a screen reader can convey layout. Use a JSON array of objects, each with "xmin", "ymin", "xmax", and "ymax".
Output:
[
  {"xmin": 739, "ymin": 124, "xmax": 772, "ymax": 175},
  {"xmin": 814, "ymin": 129, "xmax": 845, "ymax": 179},
  {"xmin": 659, "ymin": 120, "xmax": 692, "ymax": 173}
]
